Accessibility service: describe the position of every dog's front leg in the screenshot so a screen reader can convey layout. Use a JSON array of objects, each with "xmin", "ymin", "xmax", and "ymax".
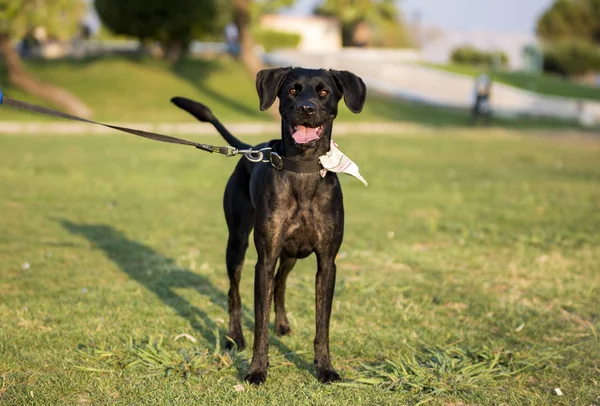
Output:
[
  {"xmin": 245, "ymin": 254, "xmax": 277, "ymax": 385},
  {"xmin": 314, "ymin": 253, "xmax": 341, "ymax": 383}
]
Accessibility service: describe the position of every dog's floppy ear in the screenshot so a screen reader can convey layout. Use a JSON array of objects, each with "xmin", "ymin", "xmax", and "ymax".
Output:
[
  {"xmin": 256, "ymin": 67, "xmax": 292, "ymax": 111},
  {"xmin": 329, "ymin": 70, "xmax": 367, "ymax": 114}
]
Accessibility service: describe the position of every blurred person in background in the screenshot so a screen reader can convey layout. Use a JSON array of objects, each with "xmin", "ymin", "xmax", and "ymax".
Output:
[
  {"xmin": 71, "ymin": 22, "xmax": 92, "ymax": 59},
  {"xmin": 472, "ymin": 72, "xmax": 492, "ymax": 125},
  {"xmin": 225, "ymin": 22, "xmax": 240, "ymax": 59},
  {"xmin": 18, "ymin": 27, "xmax": 37, "ymax": 57}
]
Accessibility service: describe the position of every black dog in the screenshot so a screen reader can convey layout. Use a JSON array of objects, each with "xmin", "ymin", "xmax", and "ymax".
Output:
[{"xmin": 171, "ymin": 67, "xmax": 366, "ymax": 385}]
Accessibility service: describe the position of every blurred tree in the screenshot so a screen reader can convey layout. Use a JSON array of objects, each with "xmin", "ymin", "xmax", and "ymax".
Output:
[
  {"xmin": 589, "ymin": 0, "xmax": 600, "ymax": 42},
  {"xmin": 0, "ymin": 0, "xmax": 92, "ymax": 117},
  {"xmin": 229, "ymin": 0, "xmax": 292, "ymax": 118},
  {"xmin": 229, "ymin": 0, "xmax": 293, "ymax": 74},
  {"xmin": 537, "ymin": 0, "xmax": 600, "ymax": 76},
  {"xmin": 232, "ymin": 0, "xmax": 261, "ymax": 76},
  {"xmin": 94, "ymin": 0, "xmax": 217, "ymax": 62},
  {"xmin": 451, "ymin": 46, "xmax": 510, "ymax": 69},
  {"xmin": 542, "ymin": 39, "xmax": 600, "ymax": 76},
  {"xmin": 315, "ymin": 0, "xmax": 409, "ymax": 47},
  {"xmin": 536, "ymin": 0, "xmax": 600, "ymax": 43}
]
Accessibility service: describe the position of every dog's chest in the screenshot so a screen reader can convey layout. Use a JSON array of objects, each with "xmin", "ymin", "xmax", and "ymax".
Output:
[
  {"xmin": 255, "ymin": 172, "xmax": 343, "ymax": 259},
  {"xmin": 281, "ymin": 205, "xmax": 321, "ymax": 258},
  {"xmin": 280, "ymin": 193, "xmax": 339, "ymax": 258}
]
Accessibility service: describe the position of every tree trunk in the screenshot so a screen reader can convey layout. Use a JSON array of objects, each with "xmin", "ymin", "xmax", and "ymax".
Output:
[
  {"xmin": 341, "ymin": 24, "xmax": 355, "ymax": 47},
  {"xmin": 162, "ymin": 40, "xmax": 185, "ymax": 64},
  {"xmin": 0, "ymin": 34, "xmax": 92, "ymax": 118},
  {"xmin": 232, "ymin": 0, "xmax": 280, "ymax": 119},
  {"xmin": 232, "ymin": 0, "xmax": 263, "ymax": 77}
]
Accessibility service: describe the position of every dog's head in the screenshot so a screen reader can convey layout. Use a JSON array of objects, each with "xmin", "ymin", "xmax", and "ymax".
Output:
[{"xmin": 256, "ymin": 67, "xmax": 366, "ymax": 151}]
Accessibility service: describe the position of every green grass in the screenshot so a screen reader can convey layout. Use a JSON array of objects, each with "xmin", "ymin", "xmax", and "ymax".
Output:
[
  {"xmin": 425, "ymin": 63, "xmax": 600, "ymax": 102},
  {"xmin": 1, "ymin": 130, "xmax": 599, "ymax": 404},
  {"xmin": 0, "ymin": 56, "xmax": 584, "ymax": 129}
]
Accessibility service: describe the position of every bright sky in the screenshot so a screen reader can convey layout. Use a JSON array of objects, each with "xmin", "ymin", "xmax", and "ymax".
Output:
[
  {"xmin": 401, "ymin": 0, "xmax": 553, "ymax": 34},
  {"xmin": 289, "ymin": 0, "xmax": 554, "ymax": 34}
]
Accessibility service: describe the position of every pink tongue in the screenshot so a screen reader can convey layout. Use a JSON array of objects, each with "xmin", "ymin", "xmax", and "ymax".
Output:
[{"xmin": 292, "ymin": 125, "xmax": 320, "ymax": 144}]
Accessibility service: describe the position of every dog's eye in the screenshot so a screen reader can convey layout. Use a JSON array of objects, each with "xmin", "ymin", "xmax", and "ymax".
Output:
[
  {"xmin": 289, "ymin": 88, "xmax": 297, "ymax": 96},
  {"xmin": 319, "ymin": 90, "xmax": 329, "ymax": 97}
]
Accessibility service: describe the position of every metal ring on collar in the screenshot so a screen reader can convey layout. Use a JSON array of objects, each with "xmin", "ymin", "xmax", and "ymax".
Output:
[
  {"xmin": 244, "ymin": 150, "xmax": 264, "ymax": 162},
  {"xmin": 269, "ymin": 152, "xmax": 284, "ymax": 170}
]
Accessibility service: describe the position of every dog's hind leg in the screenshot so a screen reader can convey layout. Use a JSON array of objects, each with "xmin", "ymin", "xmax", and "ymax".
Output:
[
  {"xmin": 274, "ymin": 256, "xmax": 297, "ymax": 336},
  {"xmin": 225, "ymin": 227, "xmax": 251, "ymax": 350},
  {"xmin": 224, "ymin": 173, "xmax": 254, "ymax": 351}
]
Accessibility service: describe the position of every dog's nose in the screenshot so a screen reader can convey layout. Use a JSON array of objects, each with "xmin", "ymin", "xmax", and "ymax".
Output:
[{"xmin": 296, "ymin": 102, "xmax": 315, "ymax": 115}]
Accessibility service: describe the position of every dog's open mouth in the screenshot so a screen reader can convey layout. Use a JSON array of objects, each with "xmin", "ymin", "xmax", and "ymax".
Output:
[{"xmin": 290, "ymin": 125, "xmax": 324, "ymax": 144}]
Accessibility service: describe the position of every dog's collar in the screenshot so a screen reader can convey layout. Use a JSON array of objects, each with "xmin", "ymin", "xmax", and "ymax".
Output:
[
  {"xmin": 268, "ymin": 150, "xmax": 323, "ymax": 173},
  {"xmin": 244, "ymin": 145, "xmax": 322, "ymax": 173},
  {"xmin": 242, "ymin": 141, "xmax": 367, "ymax": 185}
]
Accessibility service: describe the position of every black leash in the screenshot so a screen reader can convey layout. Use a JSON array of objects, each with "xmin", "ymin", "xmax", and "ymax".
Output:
[
  {"xmin": 0, "ymin": 93, "xmax": 238, "ymax": 156},
  {"xmin": 0, "ymin": 91, "xmax": 323, "ymax": 173}
]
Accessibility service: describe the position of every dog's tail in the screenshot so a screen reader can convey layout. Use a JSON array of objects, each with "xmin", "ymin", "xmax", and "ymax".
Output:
[{"xmin": 170, "ymin": 97, "xmax": 252, "ymax": 150}]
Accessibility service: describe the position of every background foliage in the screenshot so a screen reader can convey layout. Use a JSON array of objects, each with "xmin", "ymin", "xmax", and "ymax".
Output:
[
  {"xmin": 94, "ymin": 0, "xmax": 217, "ymax": 60},
  {"xmin": 450, "ymin": 46, "xmax": 510, "ymax": 69},
  {"xmin": 0, "ymin": 0, "xmax": 84, "ymax": 38},
  {"xmin": 315, "ymin": 0, "xmax": 410, "ymax": 47}
]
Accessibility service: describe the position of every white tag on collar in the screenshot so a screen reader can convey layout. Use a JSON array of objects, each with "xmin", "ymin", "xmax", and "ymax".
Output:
[{"xmin": 319, "ymin": 141, "xmax": 368, "ymax": 186}]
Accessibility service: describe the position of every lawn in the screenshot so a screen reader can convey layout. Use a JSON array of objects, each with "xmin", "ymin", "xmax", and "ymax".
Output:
[
  {"xmin": 0, "ymin": 56, "xmax": 584, "ymax": 130},
  {"xmin": 1, "ymin": 130, "xmax": 599, "ymax": 405},
  {"xmin": 424, "ymin": 63, "xmax": 600, "ymax": 102}
]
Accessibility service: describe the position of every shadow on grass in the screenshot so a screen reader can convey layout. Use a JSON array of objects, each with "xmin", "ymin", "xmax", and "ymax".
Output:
[
  {"xmin": 171, "ymin": 58, "xmax": 264, "ymax": 119},
  {"xmin": 61, "ymin": 220, "xmax": 312, "ymax": 379}
]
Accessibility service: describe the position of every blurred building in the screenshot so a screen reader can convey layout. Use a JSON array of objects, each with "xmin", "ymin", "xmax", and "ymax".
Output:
[
  {"xmin": 420, "ymin": 29, "xmax": 538, "ymax": 70},
  {"xmin": 260, "ymin": 15, "xmax": 341, "ymax": 52}
]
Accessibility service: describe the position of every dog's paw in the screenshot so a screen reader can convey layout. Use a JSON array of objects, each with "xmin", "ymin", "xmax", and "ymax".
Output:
[
  {"xmin": 316, "ymin": 368, "xmax": 341, "ymax": 384},
  {"xmin": 225, "ymin": 334, "xmax": 246, "ymax": 351},
  {"xmin": 275, "ymin": 322, "xmax": 292, "ymax": 336},
  {"xmin": 244, "ymin": 370, "xmax": 268, "ymax": 386}
]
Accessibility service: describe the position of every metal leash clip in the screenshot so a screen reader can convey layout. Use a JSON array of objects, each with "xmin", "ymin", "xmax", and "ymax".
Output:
[
  {"xmin": 212, "ymin": 145, "xmax": 238, "ymax": 157},
  {"xmin": 244, "ymin": 147, "xmax": 272, "ymax": 163}
]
